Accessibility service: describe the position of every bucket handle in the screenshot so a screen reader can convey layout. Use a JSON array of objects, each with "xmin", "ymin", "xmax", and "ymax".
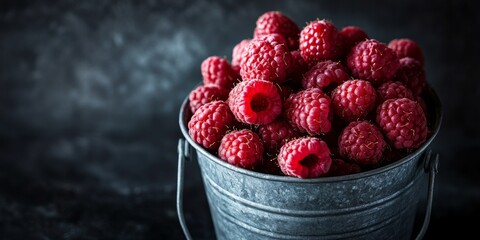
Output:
[
  {"xmin": 177, "ymin": 139, "xmax": 193, "ymax": 240},
  {"xmin": 176, "ymin": 138, "xmax": 438, "ymax": 240},
  {"xmin": 415, "ymin": 150, "xmax": 439, "ymax": 240}
]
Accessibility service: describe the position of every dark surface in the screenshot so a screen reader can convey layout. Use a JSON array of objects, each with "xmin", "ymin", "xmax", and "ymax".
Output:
[{"xmin": 0, "ymin": 0, "xmax": 479, "ymax": 239}]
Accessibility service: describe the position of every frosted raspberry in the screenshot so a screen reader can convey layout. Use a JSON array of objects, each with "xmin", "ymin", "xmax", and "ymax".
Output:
[
  {"xmin": 299, "ymin": 20, "xmax": 341, "ymax": 65},
  {"xmin": 376, "ymin": 98, "xmax": 427, "ymax": 150},
  {"xmin": 302, "ymin": 60, "xmax": 350, "ymax": 90},
  {"xmin": 254, "ymin": 11, "xmax": 300, "ymax": 50},
  {"xmin": 332, "ymin": 80, "xmax": 376, "ymax": 122},
  {"xmin": 325, "ymin": 159, "xmax": 362, "ymax": 177},
  {"xmin": 395, "ymin": 57, "xmax": 426, "ymax": 96},
  {"xmin": 228, "ymin": 79, "xmax": 282, "ymax": 125},
  {"xmin": 189, "ymin": 84, "xmax": 228, "ymax": 114},
  {"xmin": 232, "ymin": 39, "xmax": 251, "ymax": 67},
  {"xmin": 201, "ymin": 56, "xmax": 240, "ymax": 90},
  {"xmin": 285, "ymin": 88, "xmax": 332, "ymax": 135},
  {"xmin": 377, "ymin": 81, "xmax": 414, "ymax": 103},
  {"xmin": 347, "ymin": 39, "xmax": 400, "ymax": 84},
  {"xmin": 278, "ymin": 137, "xmax": 332, "ymax": 178},
  {"xmin": 339, "ymin": 121, "xmax": 386, "ymax": 165},
  {"xmin": 240, "ymin": 38, "xmax": 292, "ymax": 83},
  {"xmin": 188, "ymin": 101, "xmax": 235, "ymax": 150},
  {"xmin": 388, "ymin": 38, "xmax": 424, "ymax": 65},
  {"xmin": 258, "ymin": 119, "xmax": 301, "ymax": 153},
  {"xmin": 218, "ymin": 129, "xmax": 264, "ymax": 170}
]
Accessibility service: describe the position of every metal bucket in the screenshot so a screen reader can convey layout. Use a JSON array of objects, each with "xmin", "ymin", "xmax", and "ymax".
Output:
[{"xmin": 177, "ymin": 86, "xmax": 442, "ymax": 240}]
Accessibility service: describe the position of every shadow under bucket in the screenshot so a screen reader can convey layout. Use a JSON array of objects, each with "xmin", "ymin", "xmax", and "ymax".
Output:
[{"xmin": 177, "ymin": 86, "xmax": 442, "ymax": 240}]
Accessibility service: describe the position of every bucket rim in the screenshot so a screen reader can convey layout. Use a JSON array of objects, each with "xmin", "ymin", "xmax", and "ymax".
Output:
[{"xmin": 179, "ymin": 84, "xmax": 442, "ymax": 183}]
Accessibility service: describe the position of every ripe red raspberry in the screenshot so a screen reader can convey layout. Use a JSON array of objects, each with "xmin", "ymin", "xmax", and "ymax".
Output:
[
  {"xmin": 379, "ymin": 147, "xmax": 409, "ymax": 166},
  {"xmin": 302, "ymin": 60, "xmax": 350, "ymax": 91},
  {"xmin": 278, "ymin": 137, "xmax": 332, "ymax": 178},
  {"xmin": 376, "ymin": 81, "xmax": 414, "ymax": 103},
  {"xmin": 276, "ymin": 84, "xmax": 294, "ymax": 101},
  {"xmin": 376, "ymin": 98, "xmax": 427, "ymax": 150},
  {"xmin": 285, "ymin": 88, "xmax": 332, "ymax": 135},
  {"xmin": 299, "ymin": 20, "xmax": 341, "ymax": 65},
  {"xmin": 218, "ymin": 129, "xmax": 264, "ymax": 170},
  {"xmin": 228, "ymin": 79, "xmax": 282, "ymax": 125},
  {"xmin": 332, "ymin": 80, "xmax": 376, "ymax": 122},
  {"xmin": 189, "ymin": 84, "xmax": 228, "ymax": 114},
  {"xmin": 231, "ymin": 39, "xmax": 251, "ymax": 67},
  {"xmin": 201, "ymin": 56, "xmax": 240, "ymax": 90},
  {"xmin": 254, "ymin": 11, "xmax": 300, "ymax": 50},
  {"xmin": 415, "ymin": 95, "xmax": 428, "ymax": 115},
  {"xmin": 395, "ymin": 57, "xmax": 426, "ymax": 96},
  {"xmin": 347, "ymin": 39, "xmax": 400, "ymax": 84},
  {"xmin": 325, "ymin": 159, "xmax": 362, "ymax": 177},
  {"xmin": 287, "ymin": 50, "xmax": 308, "ymax": 86},
  {"xmin": 240, "ymin": 38, "xmax": 292, "ymax": 83},
  {"xmin": 339, "ymin": 121, "xmax": 386, "ymax": 165},
  {"xmin": 259, "ymin": 33, "xmax": 287, "ymax": 46},
  {"xmin": 258, "ymin": 119, "xmax": 301, "ymax": 153},
  {"xmin": 338, "ymin": 26, "xmax": 368, "ymax": 55},
  {"xmin": 388, "ymin": 38, "xmax": 424, "ymax": 65},
  {"xmin": 259, "ymin": 156, "xmax": 283, "ymax": 175},
  {"xmin": 188, "ymin": 101, "xmax": 235, "ymax": 150}
]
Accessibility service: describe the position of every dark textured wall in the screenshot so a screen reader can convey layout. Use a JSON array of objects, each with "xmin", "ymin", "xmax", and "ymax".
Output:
[{"xmin": 0, "ymin": 0, "xmax": 478, "ymax": 239}]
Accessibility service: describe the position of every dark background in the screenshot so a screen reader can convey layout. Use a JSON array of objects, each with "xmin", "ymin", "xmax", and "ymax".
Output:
[{"xmin": 1, "ymin": 0, "xmax": 479, "ymax": 239}]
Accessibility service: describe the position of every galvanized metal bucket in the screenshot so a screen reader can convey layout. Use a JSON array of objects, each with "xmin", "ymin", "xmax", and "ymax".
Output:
[{"xmin": 177, "ymin": 86, "xmax": 441, "ymax": 240}]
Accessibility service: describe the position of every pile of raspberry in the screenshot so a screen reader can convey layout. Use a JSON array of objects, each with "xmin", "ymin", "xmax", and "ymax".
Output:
[{"xmin": 187, "ymin": 11, "xmax": 430, "ymax": 178}]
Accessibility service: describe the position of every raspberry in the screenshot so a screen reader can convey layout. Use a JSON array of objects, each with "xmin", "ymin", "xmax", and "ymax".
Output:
[
  {"xmin": 299, "ymin": 20, "xmax": 341, "ymax": 65},
  {"xmin": 276, "ymin": 84, "xmax": 294, "ymax": 101},
  {"xmin": 189, "ymin": 84, "xmax": 228, "ymax": 114},
  {"xmin": 259, "ymin": 33, "xmax": 287, "ymax": 46},
  {"xmin": 338, "ymin": 26, "xmax": 368, "ymax": 56},
  {"xmin": 347, "ymin": 39, "xmax": 400, "ymax": 84},
  {"xmin": 388, "ymin": 38, "xmax": 424, "ymax": 65},
  {"xmin": 278, "ymin": 137, "xmax": 332, "ymax": 178},
  {"xmin": 285, "ymin": 88, "xmax": 332, "ymax": 135},
  {"xmin": 218, "ymin": 129, "xmax": 264, "ymax": 170},
  {"xmin": 287, "ymin": 50, "xmax": 308, "ymax": 86},
  {"xmin": 379, "ymin": 147, "xmax": 409, "ymax": 166},
  {"xmin": 240, "ymin": 38, "xmax": 292, "ymax": 83},
  {"xmin": 376, "ymin": 98, "xmax": 427, "ymax": 150},
  {"xmin": 254, "ymin": 11, "xmax": 300, "ymax": 50},
  {"xmin": 376, "ymin": 81, "xmax": 414, "ymax": 103},
  {"xmin": 258, "ymin": 119, "xmax": 301, "ymax": 153},
  {"xmin": 228, "ymin": 79, "xmax": 282, "ymax": 125},
  {"xmin": 339, "ymin": 121, "xmax": 386, "ymax": 165},
  {"xmin": 325, "ymin": 159, "xmax": 362, "ymax": 177},
  {"xmin": 395, "ymin": 57, "xmax": 426, "ymax": 96},
  {"xmin": 415, "ymin": 95, "xmax": 428, "ymax": 115},
  {"xmin": 332, "ymin": 80, "xmax": 376, "ymax": 122},
  {"xmin": 188, "ymin": 101, "xmax": 235, "ymax": 150},
  {"xmin": 231, "ymin": 39, "xmax": 251, "ymax": 67},
  {"xmin": 259, "ymin": 155, "xmax": 283, "ymax": 175},
  {"xmin": 201, "ymin": 56, "xmax": 240, "ymax": 90},
  {"xmin": 302, "ymin": 60, "xmax": 350, "ymax": 91}
]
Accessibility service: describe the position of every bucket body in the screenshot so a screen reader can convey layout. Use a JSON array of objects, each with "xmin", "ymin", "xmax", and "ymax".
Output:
[{"xmin": 179, "ymin": 87, "xmax": 441, "ymax": 240}]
